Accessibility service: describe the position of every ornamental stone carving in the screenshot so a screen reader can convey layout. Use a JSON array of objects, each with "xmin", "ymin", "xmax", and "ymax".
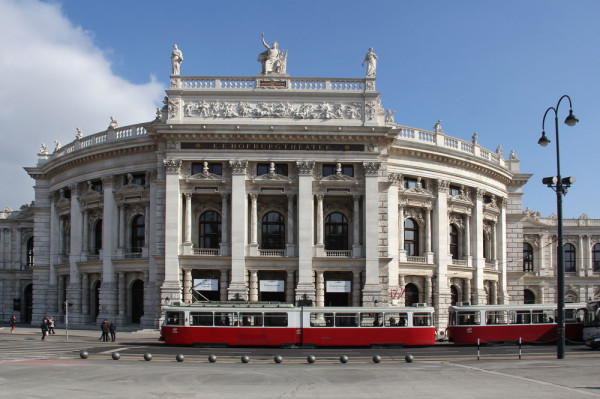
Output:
[
  {"xmin": 296, "ymin": 161, "xmax": 315, "ymax": 175},
  {"xmin": 258, "ymin": 33, "xmax": 287, "ymax": 75},
  {"xmin": 388, "ymin": 173, "xmax": 402, "ymax": 186},
  {"xmin": 437, "ymin": 179, "xmax": 450, "ymax": 194},
  {"xmin": 229, "ymin": 160, "xmax": 248, "ymax": 174},
  {"xmin": 475, "ymin": 188, "xmax": 485, "ymax": 201},
  {"xmin": 365, "ymin": 100, "xmax": 378, "ymax": 121},
  {"xmin": 182, "ymin": 100, "xmax": 362, "ymax": 120},
  {"xmin": 449, "ymin": 214, "xmax": 465, "ymax": 229},
  {"xmin": 404, "ymin": 208, "xmax": 425, "ymax": 223},
  {"xmin": 363, "ymin": 162, "xmax": 381, "ymax": 176},
  {"xmin": 163, "ymin": 159, "xmax": 182, "ymax": 175},
  {"xmin": 168, "ymin": 97, "xmax": 180, "ymax": 119}
]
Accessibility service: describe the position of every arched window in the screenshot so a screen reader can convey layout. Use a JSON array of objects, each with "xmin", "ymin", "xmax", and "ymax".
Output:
[
  {"xmin": 404, "ymin": 218, "xmax": 419, "ymax": 256},
  {"xmin": 93, "ymin": 220, "xmax": 102, "ymax": 255},
  {"xmin": 261, "ymin": 212, "xmax": 285, "ymax": 249},
  {"xmin": 131, "ymin": 215, "xmax": 145, "ymax": 253},
  {"xmin": 451, "ymin": 285, "xmax": 458, "ymax": 306},
  {"xmin": 593, "ymin": 243, "xmax": 600, "ymax": 272},
  {"xmin": 449, "ymin": 224, "xmax": 459, "ymax": 259},
  {"xmin": 405, "ymin": 283, "xmax": 419, "ymax": 306},
  {"xmin": 325, "ymin": 212, "xmax": 348, "ymax": 251},
  {"xmin": 564, "ymin": 243, "xmax": 576, "ymax": 273},
  {"xmin": 523, "ymin": 242, "xmax": 534, "ymax": 272},
  {"xmin": 199, "ymin": 211, "xmax": 221, "ymax": 249},
  {"xmin": 524, "ymin": 289, "xmax": 536, "ymax": 304},
  {"xmin": 26, "ymin": 237, "xmax": 34, "ymax": 267}
]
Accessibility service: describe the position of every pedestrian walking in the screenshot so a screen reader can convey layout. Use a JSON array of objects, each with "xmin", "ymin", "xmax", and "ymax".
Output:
[
  {"xmin": 40, "ymin": 319, "xmax": 49, "ymax": 341},
  {"xmin": 100, "ymin": 319, "xmax": 110, "ymax": 342},
  {"xmin": 48, "ymin": 316, "xmax": 55, "ymax": 334},
  {"xmin": 9, "ymin": 315, "xmax": 16, "ymax": 333},
  {"xmin": 109, "ymin": 321, "xmax": 116, "ymax": 342}
]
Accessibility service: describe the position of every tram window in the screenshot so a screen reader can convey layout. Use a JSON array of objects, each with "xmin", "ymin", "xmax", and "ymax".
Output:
[
  {"xmin": 509, "ymin": 310, "xmax": 531, "ymax": 324},
  {"xmin": 239, "ymin": 313, "xmax": 263, "ymax": 327},
  {"xmin": 449, "ymin": 311, "xmax": 457, "ymax": 326},
  {"xmin": 166, "ymin": 311, "xmax": 184, "ymax": 326},
  {"xmin": 190, "ymin": 312, "xmax": 213, "ymax": 326},
  {"xmin": 485, "ymin": 311, "xmax": 508, "ymax": 325},
  {"xmin": 264, "ymin": 313, "xmax": 288, "ymax": 327},
  {"xmin": 457, "ymin": 311, "xmax": 480, "ymax": 325},
  {"xmin": 564, "ymin": 309, "xmax": 585, "ymax": 323},
  {"xmin": 309, "ymin": 313, "xmax": 332, "ymax": 327},
  {"xmin": 413, "ymin": 313, "xmax": 433, "ymax": 326},
  {"xmin": 385, "ymin": 312, "xmax": 408, "ymax": 327},
  {"xmin": 360, "ymin": 312, "xmax": 383, "ymax": 327},
  {"xmin": 215, "ymin": 312, "xmax": 238, "ymax": 326},
  {"xmin": 532, "ymin": 310, "xmax": 554, "ymax": 324},
  {"xmin": 335, "ymin": 313, "xmax": 358, "ymax": 327}
]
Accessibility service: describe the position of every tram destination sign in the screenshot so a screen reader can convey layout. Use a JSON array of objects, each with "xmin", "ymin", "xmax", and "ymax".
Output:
[{"xmin": 182, "ymin": 142, "xmax": 365, "ymax": 152}]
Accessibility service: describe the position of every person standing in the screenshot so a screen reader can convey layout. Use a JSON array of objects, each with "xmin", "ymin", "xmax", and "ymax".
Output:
[
  {"xmin": 109, "ymin": 321, "xmax": 116, "ymax": 342},
  {"xmin": 40, "ymin": 319, "xmax": 49, "ymax": 341},
  {"xmin": 48, "ymin": 317, "xmax": 55, "ymax": 335},
  {"xmin": 100, "ymin": 319, "xmax": 110, "ymax": 342},
  {"xmin": 9, "ymin": 315, "xmax": 16, "ymax": 333}
]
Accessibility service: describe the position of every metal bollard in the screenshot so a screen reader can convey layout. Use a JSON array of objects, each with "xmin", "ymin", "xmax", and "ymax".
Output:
[
  {"xmin": 241, "ymin": 355, "xmax": 250, "ymax": 363},
  {"xmin": 339, "ymin": 355, "xmax": 348, "ymax": 364},
  {"xmin": 176, "ymin": 354, "xmax": 185, "ymax": 362},
  {"xmin": 144, "ymin": 352, "xmax": 152, "ymax": 361},
  {"xmin": 112, "ymin": 352, "xmax": 120, "ymax": 360},
  {"xmin": 477, "ymin": 338, "xmax": 480, "ymax": 361},
  {"xmin": 307, "ymin": 355, "xmax": 316, "ymax": 364},
  {"xmin": 404, "ymin": 354, "xmax": 413, "ymax": 363},
  {"xmin": 79, "ymin": 350, "xmax": 89, "ymax": 359},
  {"xmin": 208, "ymin": 354, "xmax": 217, "ymax": 363},
  {"xmin": 519, "ymin": 337, "xmax": 522, "ymax": 360},
  {"xmin": 273, "ymin": 355, "xmax": 283, "ymax": 364},
  {"xmin": 372, "ymin": 355, "xmax": 382, "ymax": 363}
]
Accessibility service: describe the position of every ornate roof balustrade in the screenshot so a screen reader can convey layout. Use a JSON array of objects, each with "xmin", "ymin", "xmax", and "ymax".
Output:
[{"xmin": 175, "ymin": 76, "xmax": 368, "ymax": 92}]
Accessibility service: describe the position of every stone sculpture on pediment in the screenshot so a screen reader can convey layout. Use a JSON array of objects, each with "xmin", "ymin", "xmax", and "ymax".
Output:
[
  {"xmin": 448, "ymin": 214, "xmax": 465, "ymax": 230},
  {"xmin": 385, "ymin": 110, "xmax": 396, "ymax": 124},
  {"xmin": 362, "ymin": 48, "xmax": 378, "ymax": 78},
  {"xmin": 509, "ymin": 149, "xmax": 519, "ymax": 160},
  {"xmin": 188, "ymin": 162, "xmax": 225, "ymax": 182},
  {"xmin": 252, "ymin": 162, "xmax": 291, "ymax": 182},
  {"xmin": 320, "ymin": 163, "xmax": 359, "ymax": 183},
  {"xmin": 171, "ymin": 44, "xmax": 183, "ymax": 76},
  {"xmin": 39, "ymin": 143, "xmax": 48, "ymax": 155},
  {"xmin": 53, "ymin": 140, "xmax": 61, "ymax": 152},
  {"xmin": 404, "ymin": 208, "xmax": 425, "ymax": 224},
  {"xmin": 108, "ymin": 116, "xmax": 118, "ymax": 130},
  {"xmin": 434, "ymin": 120, "xmax": 443, "ymax": 133},
  {"xmin": 76, "ymin": 128, "xmax": 83, "ymax": 140},
  {"xmin": 524, "ymin": 207, "xmax": 541, "ymax": 222},
  {"xmin": 258, "ymin": 33, "xmax": 287, "ymax": 75}
]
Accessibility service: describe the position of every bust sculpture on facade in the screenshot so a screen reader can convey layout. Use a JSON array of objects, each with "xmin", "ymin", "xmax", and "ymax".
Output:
[
  {"xmin": 109, "ymin": 116, "xmax": 118, "ymax": 130},
  {"xmin": 258, "ymin": 33, "xmax": 287, "ymax": 74},
  {"xmin": 171, "ymin": 44, "xmax": 183, "ymax": 75},
  {"xmin": 362, "ymin": 48, "xmax": 378, "ymax": 77},
  {"xmin": 39, "ymin": 143, "xmax": 48, "ymax": 155},
  {"xmin": 76, "ymin": 127, "xmax": 83, "ymax": 140}
]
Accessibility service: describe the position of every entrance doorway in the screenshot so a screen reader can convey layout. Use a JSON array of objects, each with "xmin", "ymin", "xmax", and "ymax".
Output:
[
  {"xmin": 93, "ymin": 281, "xmax": 101, "ymax": 320},
  {"xmin": 258, "ymin": 271, "xmax": 287, "ymax": 303},
  {"xmin": 405, "ymin": 283, "xmax": 419, "ymax": 306},
  {"xmin": 131, "ymin": 279, "xmax": 144, "ymax": 324},
  {"xmin": 24, "ymin": 284, "xmax": 33, "ymax": 323},
  {"xmin": 324, "ymin": 272, "xmax": 353, "ymax": 307}
]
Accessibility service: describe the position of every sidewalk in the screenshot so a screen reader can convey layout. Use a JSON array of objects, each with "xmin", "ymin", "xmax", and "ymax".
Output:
[{"xmin": 0, "ymin": 323, "xmax": 160, "ymax": 341}]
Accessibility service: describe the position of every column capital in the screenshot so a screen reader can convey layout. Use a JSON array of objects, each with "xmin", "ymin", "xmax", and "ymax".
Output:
[
  {"xmin": 296, "ymin": 161, "xmax": 315, "ymax": 175},
  {"xmin": 437, "ymin": 179, "xmax": 450, "ymax": 193},
  {"xmin": 101, "ymin": 175, "xmax": 115, "ymax": 186},
  {"xmin": 363, "ymin": 162, "xmax": 381, "ymax": 176},
  {"xmin": 475, "ymin": 187, "xmax": 486, "ymax": 201},
  {"xmin": 184, "ymin": 192, "xmax": 193, "ymax": 200},
  {"xmin": 388, "ymin": 172, "xmax": 402, "ymax": 186},
  {"xmin": 229, "ymin": 160, "xmax": 248, "ymax": 174}
]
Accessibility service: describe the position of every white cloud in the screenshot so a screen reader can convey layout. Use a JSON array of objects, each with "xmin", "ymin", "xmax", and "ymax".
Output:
[{"xmin": 0, "ymin": 0, "xmax": 164, "ymax": 210}]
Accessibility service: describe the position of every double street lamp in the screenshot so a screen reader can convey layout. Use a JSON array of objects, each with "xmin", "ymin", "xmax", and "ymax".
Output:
[{"xmin": 538, "ymin": 94, "xmax": 579, "ymax": 359}]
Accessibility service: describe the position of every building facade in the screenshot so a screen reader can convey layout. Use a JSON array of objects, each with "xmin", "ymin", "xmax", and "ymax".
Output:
[{"xmin": 1, "ymin": 45, "xmax": 599, "ymax": 329}]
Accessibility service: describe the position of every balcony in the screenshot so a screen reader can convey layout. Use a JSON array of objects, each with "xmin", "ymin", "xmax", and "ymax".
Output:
[
  {"xmin": 193, "ymin": 248, "xmax": 219, "ymax": 256},
  {"xmin": 325, "ymin": 250, "xmax": 352, "ymax": 258},
  {"xmin": 258, "ymin": 249, "xmax": 286, "ymax": 257}
]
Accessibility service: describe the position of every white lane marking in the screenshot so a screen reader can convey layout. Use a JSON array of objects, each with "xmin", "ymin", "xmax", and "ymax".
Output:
[{"xmin": 98, "ymin": 347, "xmax": 130, "ymax": 354}]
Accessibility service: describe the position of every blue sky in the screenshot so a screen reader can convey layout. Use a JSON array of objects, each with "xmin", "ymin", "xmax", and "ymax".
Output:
[{"xmin": 1, "ymin": 0, "xmax": 599, "ymax": 218}]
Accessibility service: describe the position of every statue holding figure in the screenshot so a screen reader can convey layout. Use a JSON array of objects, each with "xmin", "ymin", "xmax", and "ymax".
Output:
[
  {"xmin": 258, "ymin": 33, "xmax": 287, "ymax": 74},
  {"xmin": 362, "ymin": 48, "xmax": 378, "ymax": 77},
  {"xmin": 171, "ymin": 44, "xmax": 183, "ymax": 75}
]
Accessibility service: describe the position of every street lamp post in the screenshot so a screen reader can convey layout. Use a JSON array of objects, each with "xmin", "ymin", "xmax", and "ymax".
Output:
[{"xmin": 538, "ymin": 94, "xmax": 579, "ymax": 360}]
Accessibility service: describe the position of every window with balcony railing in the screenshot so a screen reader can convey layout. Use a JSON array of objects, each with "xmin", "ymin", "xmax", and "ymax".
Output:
[
  {"xmin": 199, "ymin": 211, "xmax": 221, "ymax": 249},
  {"xmin": 523, "ymin": 242, "xmax": 534, "ymax": 272}
]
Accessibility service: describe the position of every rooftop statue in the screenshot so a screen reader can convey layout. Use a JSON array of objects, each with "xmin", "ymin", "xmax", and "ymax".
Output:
[
  {"xmin": 258, "ymin": 33, "xmax": 287, "ymax": 74},
  {"xmin": 171, "ymin": 44, "xmax": 183, "ymax": 75},
  {"xmin": 433, "ymin": 120, "xmax": 443, "ymax": 133},
  {"xmin": 362, "ymin": 48, "xmax": 378, "ymax": 77},
  {"xmin": 76, "ymin": 127, "xmax": 82, "ymax": 140},
  {"xmin": 109, "ymin": 116, "xmax": 118, "ymax": 129}
]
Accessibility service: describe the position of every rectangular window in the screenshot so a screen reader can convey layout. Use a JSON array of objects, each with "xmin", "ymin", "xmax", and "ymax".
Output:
[
  {"xmin": 310, "ymin": 312, "xmax": 334, "ymax": 327},
  {"xmin": 449, "ymin": 185, "xmax": 461, "ymax": 196},
  {"xmin": 239, "ymin": 312, "xmax": 263, "ymax": 327},
  {"xmin": 385, "ymin": 312, "xmax": 408, "ymax": 327},
  {"xmin": 509, "ymin": 310, "xmax": 531, "ymax": 324},
  {"xmin": 404, "ymin": 177, "xmax": 418, "ymax": 189},
  {"xmin": 413, "ymin": 313, "xmax": 433, "ymax": 326},
  {"xmin": 166, "ymin": 311, "xmax": 184, "ymax": 326},
  {"xmin": 131, "ymin": 173, "xmax": 145, "ymax": 186},
  {"xmin": 457, "ymin": 311, "xmax": 480, "ymax": 325},
  {"xmin": 335, "ymin": 313, "xmax": 358, "ymax": 327},
  {"xmin": 360, "ymin": 312, "xmax": 384, "ymax": 327},
  {"xmin": 263, "ymin": 313, "xmax": 288, "ymax": 327},
  {"xmin": 532, "ymin": 309, "xmax": 554, "ymax": 324},
  {"xmin": 90, "ymin": 180, "xmax": 103, "ymax": 193},
  {"xmin": 257, "ymin": 163, "xmax": 288, "ymax": 176},
  {"xmin": 323, "ymin": 164, "xmax": 354, "ymax": 177},
  {"xmin": 190, "ymin": 312, "xmax": 213, "ymax": 326},
  {"xmin": 214, "ymin": 312, "xmax": 238, "ymax": 326},
  {"xmin": 485, "ymin": 310, "xmax": 508, "ymax": 325},
  {"xmin": 191, "ymin": 162, "xmax": 222, "ymax": 175},
  {"xmin": 564, "ymin": 308, "xmax": 585, "ymax": 323}
]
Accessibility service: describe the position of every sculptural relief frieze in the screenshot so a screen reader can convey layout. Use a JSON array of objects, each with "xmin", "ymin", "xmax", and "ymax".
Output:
[{"xmin": 182, "ymin": 100, "xmax": 362, "ymax": 121}]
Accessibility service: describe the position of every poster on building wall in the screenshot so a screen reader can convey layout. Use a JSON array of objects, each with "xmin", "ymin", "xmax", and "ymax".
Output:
[
  {"xmin": 193, "ymin": 279, "xmax": 219, "ymax": 291},
  {"xmin": 326, "ymin": 281, "xmax": 351, "ymax": 293},
  {"xmin": 260, "ymin": 280, "xmax": 285, "ymax": 292}
]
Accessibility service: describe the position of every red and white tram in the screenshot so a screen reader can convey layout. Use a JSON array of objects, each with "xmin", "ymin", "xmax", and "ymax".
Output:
[
  {"xmin": 447, "ymin": 303, "xmax": 587, "ymax": 345},
  {"xmin": 161, "ymin": 303, "xmax": 436, "ymax": 347}
]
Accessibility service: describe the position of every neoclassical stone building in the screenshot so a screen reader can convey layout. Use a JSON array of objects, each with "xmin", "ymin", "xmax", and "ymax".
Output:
[{"xmin": 1, "ymin": 43, "xmax": 599, "ymax": 329}]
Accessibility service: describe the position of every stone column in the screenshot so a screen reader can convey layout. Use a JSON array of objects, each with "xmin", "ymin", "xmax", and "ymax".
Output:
[
  {"xmin": 219, "ymin": 270, "xmax": 228, "ymax": 301},
  {"xmin": 49, "ymin": 196, "xmax": 59, "ymax": 286},
  {"xmin": 586, "ymin": 236, "xmax": 593, "ymax": 276},
  {"xmin": 182, "ymin": 269, "xmax": 192, "ymax": 303},
  {"xmin": 286, "ymin": 270, "xmax": 295, "ymax": 303},
  {"xmin": 99, "ymin": 176, "xmax": 118, "ymax": 320},
  {"xmin": 144, "ymin": 203, "xmax": 150, "ymax": 253},
  {"xmin": 82, "ymin": 210, "xmax": 89, "ymax": 254},
  {"xmin": 316, "ymin": 194, "xmax": 324, "ymax": 246},
  {"xmin": 295, "ymin": 161, "xmax": 315, "ymax": 303},
  {"xmin": 250, "ymin": 194, "xmax": 258, "ymax": 245},
  {"xmin": 57, "ymin": 275, "xmax": 65, "ymax": 321},
  {"xmin": 352, "ymin": 271, "xmax": 361, "ymax": 306},
  {"xmin": 362, "ymin": 162, "xmax": 381, "ymax": 305},
  {"xmin": 228, "ymin": 160, "xmax": 249, "ymax": 300},
  {"xmin": 472, "ymin": 188, "xmax": 486, "ymax": 304},
  {"xmin": 352, "ymin": 195, "xmax": 361, "ymax": 257},
  {"xmin": 81, "ymin": 273, "xmax": 89, "ymax": 319},
  {"xmin": 433, "ymin": 179, "xmax": 451, "ymax": 328},
  {"xmin": 316, "ymin": 271, "xmax": 324, "ymax": 307},
  {"xmin": 465, "ymin": 215, "xmax": 471, "ymax": 260},
  {"xmin": 118, "ymin": 272, "xmax": 126, "ymax": 323},
  {"xmin": 249, "ymin": 270, "xmax": 258, "ymax": 302},
  {"xmin": 67, "ymin": 184, "xmax": 83, "ymax": 321},
  {"xmin": 220, "ymin": 194, "xmax": 229, "ymax": 255},
  {"xmin": 398, "ymin": 275, "xmax": 406, "ymax": 306},
  {"xmin": 497, "ymin": 198, "xmax": 508, "ymax": 303},
  {"xmin": 464, "ymin": 278, "xmax": 471, "ymax": 303},
  {"xmin": 58, "ymin": 217, "xmax": 64, "ymax": 258},
  {"xmin": 490, "ymin": 281, "xmax": 498, "ymax": 305},
  {"xmin": 286, "ymin": 194, "xmax": 295, "ymax": 257},
  {"xmin": 162, "ymin": 160, "xmax": 184, "ymax": 305},
  {"xmin": 182, "ymin": 193, "xmax": 193, "ymax": 255},
  {"xmin": 15, "ymin": 227, "xmax": 22, "ymax": 269},
  {"xmin": 425, "ymin": 276, "xmax": 432, "ymax": 306},
  {"xmin": 398, "ymin": 205, "xmax": 406, "ymax": 262},
  {"xmin": 426, "ymin": 207, "xmax": 432, "ymax": 253},
  {"xmin": 578, "ymin": 235, "xmax": 585, "ymax": 277},
  {"xmin": 387, "ymin": 175, "xmax": 400, "ymax": 293},
  {"xmin": 118, "ymin": 205, "xmax": 125, "ymax": 251}
]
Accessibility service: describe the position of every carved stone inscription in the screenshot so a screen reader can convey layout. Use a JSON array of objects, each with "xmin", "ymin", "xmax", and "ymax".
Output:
[{"xmin": 181, "ymin": 142, "xmax": 365, "ymax": 152}]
